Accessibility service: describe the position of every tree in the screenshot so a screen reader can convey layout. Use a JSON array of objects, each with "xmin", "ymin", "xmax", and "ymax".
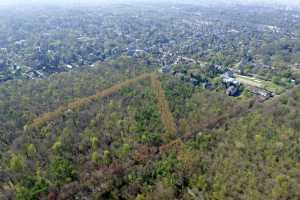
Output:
[
  {"xmin": 51, "ymin": 140, "xmax": 62, "ymax": 154},
  {"xmin": 90, "ymin": 136, "xmax": 99, "ymax": 150},
  {"xmin": 26, "ymin": 144, "xmax": 37, "ymax": 158},
  {"xmin": 9, "ymin": 154, "xmax": 25, "ymax": 172},
  {"xmin": 91, "ymin": 151, "xmax": 100, "ymax": 164},
  {"xmin": 103, "ymin": 150, "xmax": 111, "ymax": 165},
  {"xmin": 48, "ymin": 158, "xmax": 76, "ymax": 186}
]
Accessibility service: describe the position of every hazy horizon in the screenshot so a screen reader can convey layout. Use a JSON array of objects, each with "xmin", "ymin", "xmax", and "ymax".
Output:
[{"xmin": 1, "ymin": 0, "xmax": 299, "ymax": 6}]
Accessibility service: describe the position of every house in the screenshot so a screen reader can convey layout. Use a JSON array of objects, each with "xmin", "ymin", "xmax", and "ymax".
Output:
[
  {"xmin": 65, "ymin": 64, "xmax": 73, "ymax": 69},
  {"xmin": 202, "ymin": 82, "xmax": 214, "ymax": 90},
  {"xmin": 15, "ymin": 40, "xmax": 26, "ymax": 48},
  {"xmin": 214, "ymin": 65, "xmax": 227, "ymax": 74},
  {"xmin": 221, "ymin": 71, "xmax": 240, "ymax": 87},
  {"xmin": 220, "ymin": 71, "xmax": 242, "ymax": 96},
  {"xmin": 222, "ymin": 77, "xmax": 240, "ymax": 86},
  {"xmin": 190, "ymin": 78, "xmax": 200, "ymax": 86},
  {"xmin": 221, "ymin": 71, "xmax": 235, "ymax": 79},
  {"xmin": 226, "ymin": 86, "xmax": 239, "ymax": 96}
]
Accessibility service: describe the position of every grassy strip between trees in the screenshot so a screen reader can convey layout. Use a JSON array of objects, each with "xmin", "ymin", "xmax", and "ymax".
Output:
[
  {"xmin": 28, "ymin": 73, "xmax": 153, "ymax": 129},
  {"xmin": 150, "ymin": 74, "xmax": 177, "ymax": 138}
]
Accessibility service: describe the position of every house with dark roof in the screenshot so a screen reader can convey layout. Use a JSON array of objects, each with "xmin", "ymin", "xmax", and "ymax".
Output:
[
  {"xmin": 226, "ymin": 85, "xmax": 239, "ymax": 96},
  {"xmin": 190, "ymin": 78, "xmax": 200, "ymax": 86}
]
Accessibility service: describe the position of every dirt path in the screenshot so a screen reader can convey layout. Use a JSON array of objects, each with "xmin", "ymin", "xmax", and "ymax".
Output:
[
  {"xmin": 28, "ymin": 73, "xmax": 153, "ymax": 129},
  {"xmin": 150, "ymin": 74, "xmax": 177, "ymax": 137}
]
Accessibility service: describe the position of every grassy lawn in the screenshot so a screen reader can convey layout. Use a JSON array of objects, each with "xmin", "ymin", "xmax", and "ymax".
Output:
[
  {"xmin": 236, "ymin": 75, "xmax": 263, "ymax": 87},
  {"xmin": 236, "ymin": 74, "xmax": 284, "ymax": 94}
]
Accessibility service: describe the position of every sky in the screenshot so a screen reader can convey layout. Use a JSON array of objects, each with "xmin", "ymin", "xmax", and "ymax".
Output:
[{"xmin": 0, "ymin": 0, "xmax": 299, "ymax": 6}]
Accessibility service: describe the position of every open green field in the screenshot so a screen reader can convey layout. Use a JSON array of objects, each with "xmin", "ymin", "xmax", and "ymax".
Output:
[{"xmin": 236, "ymin": 74, "xmax": 284, "ymax": 94}]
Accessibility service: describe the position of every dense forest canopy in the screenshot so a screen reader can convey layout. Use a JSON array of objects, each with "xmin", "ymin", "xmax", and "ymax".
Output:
[{"xmin": 0, "ymin": 2, "xmax": 299, "ymax": 200}]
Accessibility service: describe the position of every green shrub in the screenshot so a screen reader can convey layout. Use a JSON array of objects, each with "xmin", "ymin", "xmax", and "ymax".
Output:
[{"xmin": 48, "ymin": 158, "xmax": 76, "ymax": 186}]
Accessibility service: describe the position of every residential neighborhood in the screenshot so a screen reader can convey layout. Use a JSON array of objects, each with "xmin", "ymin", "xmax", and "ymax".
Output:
[{"xmin": 159, "ymin": 60, "xmax": 279, "ymax": 101}]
